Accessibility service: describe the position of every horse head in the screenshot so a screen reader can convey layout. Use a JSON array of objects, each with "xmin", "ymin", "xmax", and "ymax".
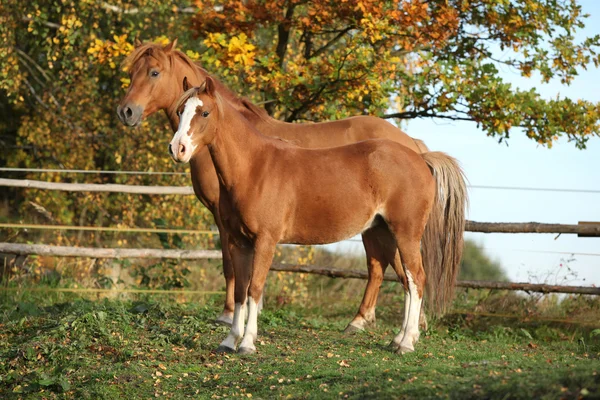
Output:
[{"xmin": 169, "ymin": 77, "xmax": 222, "ymax": 163}]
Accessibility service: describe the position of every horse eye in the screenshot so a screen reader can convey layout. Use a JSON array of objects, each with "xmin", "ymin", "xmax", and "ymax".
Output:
[
  {"xmin": 202, "ymin": 111, "xmax": 210, "ymax": 118},
  {"xmin": 150, "ymin": 71, "xmax": 159, "ymax": 77},
  {"xmin": 176, "ymin": 110, "xmax": 182, "ymax": 117}
]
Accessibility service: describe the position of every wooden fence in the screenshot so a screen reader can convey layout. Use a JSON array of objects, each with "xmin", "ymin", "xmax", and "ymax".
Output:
[
  {"xmin": 1, "ymin": 242, "xmax": 598, "ymax": 296},
  {"xmin": 1, "ymin": 177, "xmax": 598, "ymax": 296}
]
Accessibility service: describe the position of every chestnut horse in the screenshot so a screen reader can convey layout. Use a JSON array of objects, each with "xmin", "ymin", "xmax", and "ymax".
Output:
[
  {"xmin": 117, "ymin": 40, "xmax": 467, "ymax": 332},
  {"xmin": 170, "ymin": 78, "xmax": 444, "ymax": 354}
]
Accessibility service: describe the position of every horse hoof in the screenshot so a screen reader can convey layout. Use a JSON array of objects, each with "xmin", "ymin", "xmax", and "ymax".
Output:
[
  {"xmin": 215, "ymin": 315, "xmax": 233, "ymax": 327},
  {"xmin": 396, "ymin": 345, "xmax": 414, "ymax": 355},
  {"xmin": 238, "ymin": 347, "xmax": 256, "ymax": 355},
  {"xmin": 388, "ymin": 341, "xmax": 401, "ymax": 350},
  {"xmin": 343, "ymin": 324, "xmax": 364, "ymax": 334},
  {"xmin": 215, "ymin": 345, "xmax": 236, "ymax": 354}
]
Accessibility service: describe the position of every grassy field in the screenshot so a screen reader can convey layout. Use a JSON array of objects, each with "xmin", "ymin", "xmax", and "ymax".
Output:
[{"xmin": 0, "ymin": 289, "xmax": 598, "ymax": 399}]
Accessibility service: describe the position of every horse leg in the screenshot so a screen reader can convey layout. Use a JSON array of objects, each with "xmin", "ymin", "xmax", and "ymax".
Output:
[
  {"xmin": 389, "ymin": 249, "xmax": 427, "ymax": 339},
  {"xmin": 345, "ymin": 225, "xmax": 396, "ymax": 333},
  {"xmin": 389, "ymin": 249, "xmax": 409, "ymax": 348},
  {"xmin": 257, "ymin": 289, "xmax": 264, "ymax": 315},
  {"xmin": 239, "ymin": 238, "xmax": 276, "ymax": 355},
  {"xmin": 215, "ymin": 223, "xmax": 235, "ymax": 326},
  {"xmin": 389, "ymin": 236, "xmax": 426, "ymax": 354},
  {"xmin": 216, "ymin": 244, "xmax": 253, "ymax": 353}
]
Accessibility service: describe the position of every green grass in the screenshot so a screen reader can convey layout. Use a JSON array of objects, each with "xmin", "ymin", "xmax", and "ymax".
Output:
[{"xmin": 0, "ymin": 290, "xmax": 598, "ymax": 399}]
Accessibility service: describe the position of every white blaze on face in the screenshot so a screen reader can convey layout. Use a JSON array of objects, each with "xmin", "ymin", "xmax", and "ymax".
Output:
[{"xmin": 170, "ymin": 96, "xmax": 203, "ymax": 163}]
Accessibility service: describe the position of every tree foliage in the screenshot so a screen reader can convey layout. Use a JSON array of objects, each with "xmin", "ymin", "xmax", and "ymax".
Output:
[
  {"xmin": 0, "ymin": 0, "xmax": 215, "ymax": 251},
  {"xmin": 190, "ymin": 0, "xmax": 600, "ymax": 148},
  {"xmin": 0, "ymin": 0, "xmax": 599, "ymax": 248}
]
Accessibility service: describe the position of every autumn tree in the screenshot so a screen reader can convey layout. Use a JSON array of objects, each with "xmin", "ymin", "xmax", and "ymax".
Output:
[
  {"xmin": 0, "ymin": 1, "xmax": 217, "ymax": 255},
  {"xmin": 190, "ymin": 0, "xmax": 600, "ymax": 148},
  {"xmin": 1, "ymin": 0, "xmax": 599, "ymax": 250}
]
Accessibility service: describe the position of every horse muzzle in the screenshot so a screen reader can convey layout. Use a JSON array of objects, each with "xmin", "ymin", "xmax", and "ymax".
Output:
[
  {"xmin": 168, "ymin": 139, "xmax": 190, "ymax": 163},
  {"xmin": 117, "ymin": 103, "xmax": 144, "ymax": 127}
]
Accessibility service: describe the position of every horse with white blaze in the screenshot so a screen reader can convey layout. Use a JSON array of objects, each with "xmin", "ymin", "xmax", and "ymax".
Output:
[{"xmin": 169, "ymin": 76, "xmax": 466, "ymax": 355}]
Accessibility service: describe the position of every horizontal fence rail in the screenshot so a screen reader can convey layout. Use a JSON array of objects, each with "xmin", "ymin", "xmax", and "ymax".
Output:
[
  {"xmin": 466, "ymin": 221, "xmax": 600, "ymax": 236},
  {"xmin": 4, "ymin": 169, "xmax": 600, "ymax": 194},
  {"xmin": 0, "ymin": 167, "xmax": 188, "ymax": 176},
  {"xmin": 0, "ymin": 178, "xmax": 194, "ymax": 195},
  {"xmin": 0, "ymin": 243, "xmax": 220, "ymax": 260},
  {"xmin": 1, "ymin": 178, "xmax": 599, "ymax": 236},
  {"xmin": 1, "ymin": 243, "xmax": 597, "ymax": 295},
  {"xmin": 270, "ymin": 263, "xmax": 600, "ymax": 295},
  {"xmin": 2, "ymin": 220, "xmax": 599, "ymax": 236},
  {"xmin": 0, "ymin": 223, "xmax": 217, "ymax": 235}
]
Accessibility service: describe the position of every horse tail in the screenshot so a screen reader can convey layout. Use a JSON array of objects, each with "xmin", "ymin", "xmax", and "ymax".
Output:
[
  {"xmin": 420, "ymin": 151, "xmax": 468, "ymax": 316},
  {"xmin": 412, "ymin": 138, "xmax": 429, "ymax": 153}
]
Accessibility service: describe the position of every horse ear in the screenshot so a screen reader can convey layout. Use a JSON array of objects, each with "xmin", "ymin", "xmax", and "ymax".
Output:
[
  {"xmin": 197, "ymin": 81, "xmax": 207, "ymax": 95},
  {"xmin": 205, "ymin": 76, "xmax": 216, "ymax": 98},
  {"xmin": 134, "ymin": 37, "xmax": 142, "ymax": 48},
  {"xmin": 164, "ymin": 38, "xmax": 178, "ymax": 52},
  {"xmin": 183, "ymin": 76, "xmax": 190, "ymax": 92}
]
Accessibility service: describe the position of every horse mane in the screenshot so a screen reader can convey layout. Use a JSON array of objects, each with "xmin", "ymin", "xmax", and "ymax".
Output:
[
  {"xmin": 239, "ymin": 98, "xmax": 271, "ymax": 122},
  {"xmin": 174, "ymin": 84, "xmax": 225, "ymax": 122},
  {"xmin": 174, "ymin": 87, "xmax": 201, "ymax": 114},
  {"xmin": 122, "ymin": 42, "xmax": 192, "ymax": 72},
  {"xmin": 122, "ymin": 43, "xmax": 159, "ymax": 70}
]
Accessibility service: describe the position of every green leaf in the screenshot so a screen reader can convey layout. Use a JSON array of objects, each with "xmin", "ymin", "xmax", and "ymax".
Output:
[{"xmin": 520, "ymin": 328, "xmax": 533, "ymax": 340}]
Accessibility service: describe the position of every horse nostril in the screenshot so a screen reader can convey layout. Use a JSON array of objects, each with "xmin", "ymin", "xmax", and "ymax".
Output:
[
  {"xmin": 125, "ymin": 107, "xmax": 133, "ymax": 118},
  {"xmin": 168, "ymin": 144, "xmax": 173, "ymax": 156},
  {"xmin": 179, "ymin": 143, "xmax": 186, "ymax": 155}
]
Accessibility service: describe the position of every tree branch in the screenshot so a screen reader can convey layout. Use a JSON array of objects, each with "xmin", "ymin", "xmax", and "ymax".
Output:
[
  {"xmin": 15, "ymin": 48, "xmax": 51, "ymax": 81},
  {"xmin": 286, "ymin": 84, "xmax": 328, "ymax": 122},
  {"xmin": 301, "ymin": 30, "xmax": 312, "ymax": 60},
  {"xmin": 21, "ymin": 17, "xmax": 61, "ymax": 29},
  {"xmin": 308, "ymin": 26, "xmax": 354, "ymax": 60},
  {"xmin": 100, "ymin": 2, "xmax": 195, "ymax": 14},
  {"xmin": 382, "ymin": 110, "xmax": 476, "ymax": 122},
  {"xmin": 276, "ymin": 4, "xmax": 296, "ymax": 67}
]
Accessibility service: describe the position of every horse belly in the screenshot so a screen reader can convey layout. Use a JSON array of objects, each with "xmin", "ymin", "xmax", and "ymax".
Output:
[{"xmin": 282, "ymin": 197, "xmax": 378, "ymax": 245}]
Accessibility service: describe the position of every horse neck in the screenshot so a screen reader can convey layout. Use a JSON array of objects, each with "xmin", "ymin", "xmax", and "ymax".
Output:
[
  {"xmin": 164, "ymin": 104, "xmax": 180, "ymax": 132},
  {"xmin": 207, "ymin": 103, "xmax": 271, "ymax": 190},
  {"xmin": 164, "ymin": 63, "xmax": 200, "ymax": 132}
]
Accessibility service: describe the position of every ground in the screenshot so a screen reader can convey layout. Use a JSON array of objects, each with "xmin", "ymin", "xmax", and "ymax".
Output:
[{"xmin": 0, "ymin": 290, "xmax": 598, "ymax": 399}]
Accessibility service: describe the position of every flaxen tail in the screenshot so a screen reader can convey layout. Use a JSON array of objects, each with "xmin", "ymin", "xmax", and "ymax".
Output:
[{"xmin": 420, "ymin": 152, "xmax": 468, "ymax": 316}]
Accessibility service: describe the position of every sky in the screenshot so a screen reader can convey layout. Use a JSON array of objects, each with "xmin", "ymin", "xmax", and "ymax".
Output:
[{"xmin": 330, "ymin": 0, "xmax": 600, "ymax": 287}]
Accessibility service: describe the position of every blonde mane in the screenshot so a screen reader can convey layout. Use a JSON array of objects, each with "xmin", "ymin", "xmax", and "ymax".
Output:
[
  {"xmin": 174, "ymin": 83, "xmax": 225, "ymax": 122},
  {"xmin": 174, "ymin": 87, "xmax": 202, "ymax": 114}
]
